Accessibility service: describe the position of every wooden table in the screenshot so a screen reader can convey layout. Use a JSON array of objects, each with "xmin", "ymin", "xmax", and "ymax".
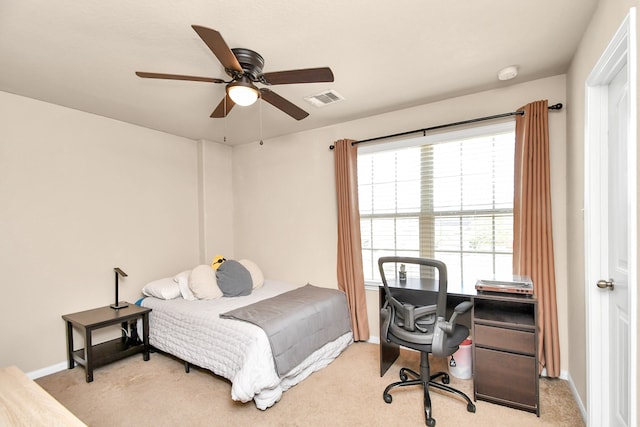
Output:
[
  {"xmin": 62, "ymin": 304, "xmax": 151, "ymax": 382},
  {"xmin": 0, "ymin": 365, "xmax": 86, "ymax": 426}
]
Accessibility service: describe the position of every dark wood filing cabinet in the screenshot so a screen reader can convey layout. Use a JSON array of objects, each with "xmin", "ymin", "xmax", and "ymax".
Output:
[{"xmin": 472, "ymin": 294, "xmax": 539, "ymax": 416}]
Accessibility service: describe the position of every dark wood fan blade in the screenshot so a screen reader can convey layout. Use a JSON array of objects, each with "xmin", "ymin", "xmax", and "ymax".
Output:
[
  {"xmin": 191, "ymin": 25, "xmax": 242, "ymax": 73},
  {"xmin": 210, "ymin": 94, "xmax": 236, "ymax": 118},
  {"xmin": 262, "ymin": 67, "xmax": 334, "ymax": 85},
  {"xmin": 135, "ymin": 71, "xmax": 225, "ymax": 83},
  {"xmin": 260, "ymin": 89, "xmax": 309, "ymax": 120}
]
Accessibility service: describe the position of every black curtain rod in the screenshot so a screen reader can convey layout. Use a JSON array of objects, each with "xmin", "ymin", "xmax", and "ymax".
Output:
[{"xmin": 329, "ymin": 103, "xmax": 563, "ymax": 150}]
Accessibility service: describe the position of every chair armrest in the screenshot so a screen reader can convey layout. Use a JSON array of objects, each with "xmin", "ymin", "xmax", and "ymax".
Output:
[
  {"xmin": 414, "ymin": 304, "xmax": 437, "ymax": 319},
  {"xmin": 438, "ymin": 300, "xmax": 473, "ymax": 335},
  {"xmin": 432, "ymin": 317, "xmax": 447, "ymax": 357},
  {"xmin": 454, "ymin": 300, "xmax": 473, "ymax": 314},
  {"xmin": 398, "ymin": 302, "xmax": 436, "ymax": 332},
  {"xmin": 380, "ymin": 303, "xmax": 392, "ymax": 341}
]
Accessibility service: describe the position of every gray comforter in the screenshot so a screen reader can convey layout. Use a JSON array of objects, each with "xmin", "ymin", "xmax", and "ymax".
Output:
[{"xmin": 220, "ymin": 284, "xmax": 352, "ymax": 376}]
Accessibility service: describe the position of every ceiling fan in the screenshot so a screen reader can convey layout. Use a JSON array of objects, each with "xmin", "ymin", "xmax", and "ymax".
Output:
[{"xmin": 135, "ymin": 25, "xmax": 334, "ymax": 120}]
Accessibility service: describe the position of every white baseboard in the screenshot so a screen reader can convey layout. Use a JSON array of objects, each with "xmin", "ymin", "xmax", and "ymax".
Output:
[
  {"xmin": 564, "ymin": 371, "xmax": 587, "ymax": 422},
  {"xmin": 367, "ymin": 335, "xmax": 380, "ymax": 344},
  {"xmin": 540, "ymin": 366, "xmax": 569, "ymax": 380},
  {"xmin": 27, "ymin": 361, "xmax": 68, "ymax": 380}
]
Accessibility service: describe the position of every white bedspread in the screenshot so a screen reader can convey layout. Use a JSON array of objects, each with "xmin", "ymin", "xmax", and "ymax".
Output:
[{"xmin": 140, "ymin": 280, "xmax": 353, "ymax": 409}]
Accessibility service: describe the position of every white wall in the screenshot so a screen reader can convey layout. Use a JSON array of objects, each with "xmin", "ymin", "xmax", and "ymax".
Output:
[
  {"xmin": 198, "ymin": 140, "xmax": 234, "ymax": 264},
  {"xmin": 232, "ymin": 135, "xmax": 341, "ymax": 287},
  {"xmin": 0, "ymin": 91, "xmax": 231, "ymax": 372},
  {"xmin": 233, "ymin": 75, "xmax": 569, "ymax": 369}
]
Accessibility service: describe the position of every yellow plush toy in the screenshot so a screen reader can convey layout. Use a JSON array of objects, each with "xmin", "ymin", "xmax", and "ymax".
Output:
[{"xmin": 211, "ymin": 255, "xmax": 226, "ymax": 270}]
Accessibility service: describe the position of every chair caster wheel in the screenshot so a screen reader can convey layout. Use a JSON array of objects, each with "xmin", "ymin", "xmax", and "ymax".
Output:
[
  {"xmin": 399, "ymin": 368, "xmax": 409, "ymax": 381},
  {"xmin": 426, "ymin": 417, "xmax": 436, "ymax": 426},
  {"xmin": 442, "ymin": 374, "xmax": 450, "ymax": 384},
  {"xmin": 383, "ymin": 393, "xmax": 392, "ymax": 404},
  {"xmin": 467, "ymin": 403, "xmax": 476, "ymax": 413}
]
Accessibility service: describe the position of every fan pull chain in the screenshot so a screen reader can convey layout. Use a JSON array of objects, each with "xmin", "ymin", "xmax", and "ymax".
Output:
[
  {"xmin": 223, "ymin": 95, "xmax": 227, "ymax": 143},
  {"xmin": 259, "ymin": 93, "xmax": 264, "ymax": 146}
]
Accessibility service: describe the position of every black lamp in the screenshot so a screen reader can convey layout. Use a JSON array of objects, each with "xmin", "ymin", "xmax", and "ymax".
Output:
[{"xmin": 110, "ymin": 267, "xmax": 129, "ymax": 309}]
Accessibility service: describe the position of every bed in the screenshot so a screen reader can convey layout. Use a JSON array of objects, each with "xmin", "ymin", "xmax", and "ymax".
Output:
[{"xmin": 138, "ymin": 276, "xmax": 353, "ymax": 410}]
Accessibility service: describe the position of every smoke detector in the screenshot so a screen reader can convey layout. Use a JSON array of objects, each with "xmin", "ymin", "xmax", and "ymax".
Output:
[
  {"xmin": 304, "ymin": 89, "xmax": 345, "ymax": 107},
  {"xmin": 498, "ymin": 66, "xmax": 518, "ymax": 81}
]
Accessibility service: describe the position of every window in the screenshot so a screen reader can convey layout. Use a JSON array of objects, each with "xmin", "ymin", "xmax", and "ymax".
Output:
[{"xmin": 358, "ymin": 122, "xmax": 515, "ymax": 286}]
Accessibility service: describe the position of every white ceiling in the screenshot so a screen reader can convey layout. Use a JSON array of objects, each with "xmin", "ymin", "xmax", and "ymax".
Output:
[{"xmin": 0, "ymin": 0, "xmax": 598, "ymax": 145}]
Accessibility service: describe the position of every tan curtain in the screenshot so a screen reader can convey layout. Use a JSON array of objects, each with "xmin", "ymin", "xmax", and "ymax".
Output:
[
  {"xmin": 334, "ymin": 139, "xmax": 370, "ymax": 341},
  {"xmin": 513, "ymin": 100, "xmax": 561, "ymax": 377}
]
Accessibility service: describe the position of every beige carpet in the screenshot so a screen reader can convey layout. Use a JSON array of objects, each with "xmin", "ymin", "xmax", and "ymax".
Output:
[{"xmin": 37, "ymin": 343, "xmax": 584, "ymax": 426}]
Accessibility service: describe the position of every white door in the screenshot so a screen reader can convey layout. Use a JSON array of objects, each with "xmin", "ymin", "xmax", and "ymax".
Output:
[
  {"xmin": 604, "ymin": 62, "xmax": 631, "ymax": 427},
  {"xmin": 585, "ymin": 9, "xmax": 637, "ymax": 427}
]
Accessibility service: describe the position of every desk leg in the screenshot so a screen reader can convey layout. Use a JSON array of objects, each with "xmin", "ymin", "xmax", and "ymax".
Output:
[
  {"xmin": 142, "ymin": 313, "xmax": 150, "ymax": 361},
  {"xmin": 84, "ymin": 328, "xmax": 93, "ymax": 382},
  {"xmin": 379, "ymin": 287, "xmax": 400, "ymax": 376},
  {"xmin": 65, "ymin": 321, "xmax": 74, "ymax": 369},
  {"xmin": 380, "ymin": 339, "xmax": 399, "ymax": 377}
]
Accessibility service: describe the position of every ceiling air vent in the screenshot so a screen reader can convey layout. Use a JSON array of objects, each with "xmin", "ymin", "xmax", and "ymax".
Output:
[{"xmin": 304, "ymin": 89, "xmax": 345, "ymax": 107}]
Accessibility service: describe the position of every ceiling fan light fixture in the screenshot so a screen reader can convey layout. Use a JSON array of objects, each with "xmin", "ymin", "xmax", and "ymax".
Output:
[
  {"xmin": 227, "ymin": 78, "xmax": 259, "ymax": 106},
  {"xmin": 137, "ymin": 26, "xmax": 330, "ymax": 120}
]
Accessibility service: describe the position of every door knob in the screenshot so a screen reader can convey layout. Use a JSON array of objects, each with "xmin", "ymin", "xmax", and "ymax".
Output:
[{"xmin": 596, "ymin": 279, "xmax": 615, "ymax": 290}]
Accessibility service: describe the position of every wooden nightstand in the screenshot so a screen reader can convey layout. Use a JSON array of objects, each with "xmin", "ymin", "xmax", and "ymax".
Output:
[{"xmin": 62, "ymin": 304, "xmax": 151, "ymax": 382}]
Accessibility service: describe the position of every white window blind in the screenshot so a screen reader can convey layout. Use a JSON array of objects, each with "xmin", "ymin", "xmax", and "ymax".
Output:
[{"xmin": 358, "ymin": 122, "xmax": 515, "ymax": 286}]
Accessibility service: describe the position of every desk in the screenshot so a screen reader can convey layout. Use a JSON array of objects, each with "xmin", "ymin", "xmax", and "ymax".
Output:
[{"xmin": 379, "ymin": 279, "xmax": 539, "ymax": 416}]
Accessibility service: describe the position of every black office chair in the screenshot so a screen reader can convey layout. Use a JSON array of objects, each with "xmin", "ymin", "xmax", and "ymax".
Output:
[{"xmin": 379, "ymin": 256, "xmax": 476, "ymax": 427}]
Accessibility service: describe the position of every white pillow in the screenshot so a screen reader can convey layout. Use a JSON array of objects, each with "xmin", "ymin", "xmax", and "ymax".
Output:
[
  {"xmin": 238, "ymin": 259, "xmax": 265, "ymax": 289},
  {"xmin": 174, "ymin": 270, "xmax": 196, "ymax": 300},
  {"xmin": 189, "ymin": 265, "xmax": 222, "ymax": 300},
  {"xmin": 142, "ymin": 277, "xmax": 181, "ymax": 300}
]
